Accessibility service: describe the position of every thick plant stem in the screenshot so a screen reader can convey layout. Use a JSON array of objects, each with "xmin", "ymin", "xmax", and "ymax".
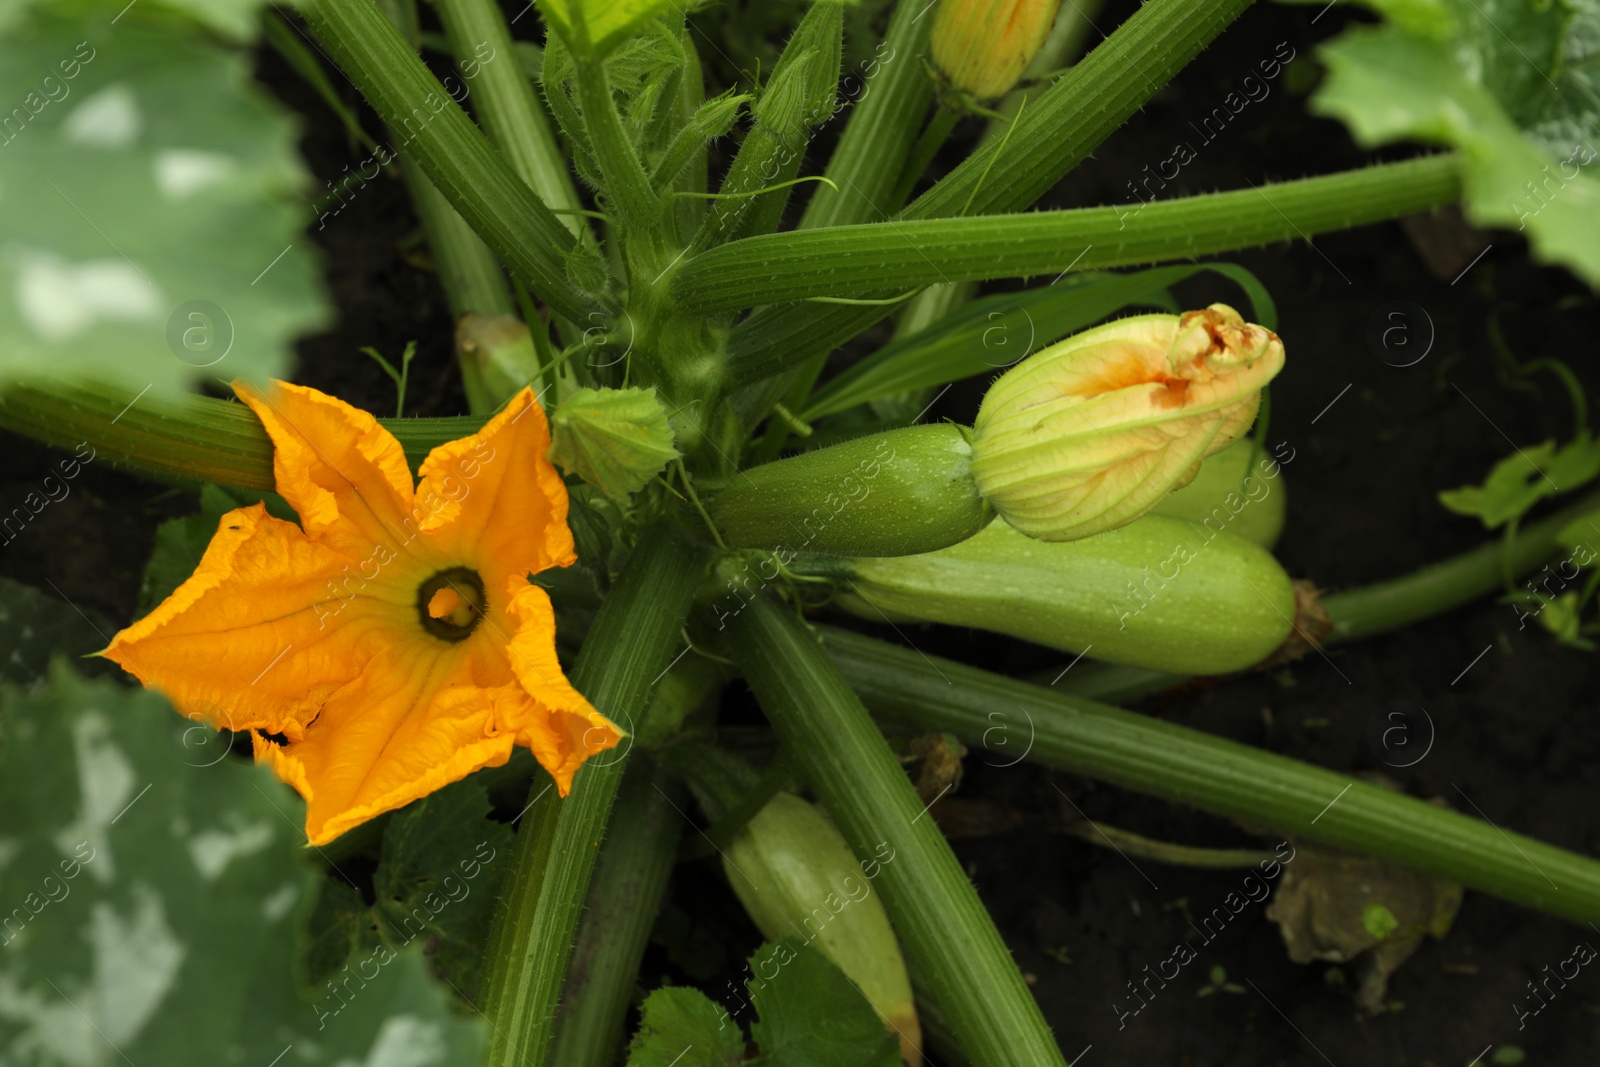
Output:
[
  {"xmin": 302, "ymin": 0, "xmax": 596, "ymax": 324},
  {"xmin": 675, "ymin": 156, "xmax": 1464, "ymax": 313},
  {"xmin": 799, "ymin": 0, "xmax": 936, "ymax": 230},
  {"xmin": 732, "ymin": 0, "xmax": 941, "ymax": 449},
  {"xmin": 546, "ymin": 759, "xmax": 684, "ymax": 1067},
  {"xmin": 728, "ymin": 597, "xmax": 1066, "ymax": 1067},
  {"xmin": 724, "ymin": 0, "xmax": 1257, "ymax": 383},
  {"xmin": 571, "ymin": 52, "xmax": 660, "ymax": 232},
  {"xmin": 0, "ymin": 381, "xmax": 479, "ymax": 490},
  {"xmin": 380, "ymin": 0, "xmax": 514, "ymax": 416},
  {"xmin": 821, "ymin": 625, "xmax": 1600, "ymax": 925},
  {"xmin": 433, "ymin": 0, "xmax": 588, "ymax": 239},
  {"xmin": 480, "ymin": 521, "xmax": 705, "ymax": 1067}
]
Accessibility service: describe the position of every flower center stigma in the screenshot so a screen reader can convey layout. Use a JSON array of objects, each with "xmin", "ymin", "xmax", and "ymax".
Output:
[{"xmin": 417, "ymin": 567, "xmax": 486, "ymax": 642}]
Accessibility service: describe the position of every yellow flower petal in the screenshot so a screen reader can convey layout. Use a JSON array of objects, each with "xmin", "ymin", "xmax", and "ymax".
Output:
[
  {"xmin": 235, "ymin": 380, "xmax": 441, "ymax": 569},
  {"xmin": 415, "ymin": 387, "xmax": 575, "ymax": 602},
  {"xmin": 501, "ymin": 582, "xmax": 622, "ymax": 794},
  {"xmin": 254, "ymin": 649, "xmax": 516, "ymax": 845},
  {"xmin": 102, "ymin": 502, "xmax": 402, "ymax": 741}
]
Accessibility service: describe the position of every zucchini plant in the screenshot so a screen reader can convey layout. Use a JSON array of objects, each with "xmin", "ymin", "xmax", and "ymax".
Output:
[{"xmin": 2, "ymin": 0, "xmax": 1598, "ymax": 1065}]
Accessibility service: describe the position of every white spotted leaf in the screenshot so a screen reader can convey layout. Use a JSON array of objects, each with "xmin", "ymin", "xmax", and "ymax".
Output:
[
  {"xmin": 0, "ymin": 662, "xmax": 484, "ymax": 1065},
  {"xmin": 0, "ymin": 7, "xmax": 328, "ymax": 397}
]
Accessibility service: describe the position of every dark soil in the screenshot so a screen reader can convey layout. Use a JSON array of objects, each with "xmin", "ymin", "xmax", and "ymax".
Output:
[{"xmin": 5, "ymin": 1, "xmax": 1600, "ymax": 1065}]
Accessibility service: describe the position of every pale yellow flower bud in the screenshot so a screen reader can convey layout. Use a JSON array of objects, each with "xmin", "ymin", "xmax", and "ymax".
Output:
[
  {"xmin": 931, "ymin": 0, "xmax": 1062, "ymax": 101},
  {"xmin": 969, "ymin": 304, "xmax": 1285, "ymax": 542}
]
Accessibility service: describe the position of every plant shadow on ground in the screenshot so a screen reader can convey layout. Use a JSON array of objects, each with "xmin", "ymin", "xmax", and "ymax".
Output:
[{"xmin": 2, "ymin": 1, "xmax": 1597, "ymax": 1064}]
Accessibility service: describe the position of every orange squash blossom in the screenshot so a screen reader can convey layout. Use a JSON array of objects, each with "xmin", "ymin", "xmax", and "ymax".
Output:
[{"xmin": 103, "ymin": 380, "xmax": 620, "ymax": 845}]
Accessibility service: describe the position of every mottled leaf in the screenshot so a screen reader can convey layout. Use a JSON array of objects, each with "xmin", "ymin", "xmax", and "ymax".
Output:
[
  {"xmin": 0, "ymin": 7, "xmax": 328, "ymax": 397},
  {"xmin": 0, "ymin": 662, "xmax": 484, "ymax": 1065}
]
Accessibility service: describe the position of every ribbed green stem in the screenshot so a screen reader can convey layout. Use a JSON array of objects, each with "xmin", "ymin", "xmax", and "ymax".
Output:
[
  {"xmin": 377, "ymin": 0, "xmax": 512, "ymax": 416},
  {"xmin": 731, "ymin": 0, "xmax": 942, "ymax": 451},
  {"xmin": 822, "ymin": 625, "xmax": 1600, "ymax": 925},
  {"xmin": 914, "ymin": 0, "xmax": 1248, "ymax": 219},
  {"xmin": 434, "ymin": 0, "xmax": 588, "ymax": 239},
  {"xmin": 799, "ymin": 0, "xmax": 935, "ymax": 230},
  {"xmin": 728, "ymin": 598, "xmax": 1066, "ymax": 1067},
  {"xmin": 0, "ymin": 381, "xmax": 479, "ymax": 490},
  {"xmin": 676, "ymin": 156, "xmax": 1464, "ymax": 313},
  {"xmin": 480, "ymin": 521, "xmax": 705, "ymax": 1067},
  {"xmin": 571, "ymin": 51, "xmax": 661, "ymax": 232},
  {"xmin": 302, "ymin": 0, "xmax": 597, "ymax": 324},
  {"xmin": 545, "ymin": 759, "xmax": 684, "ymax": 1067},
  {"xmin": 723, "ymin": 0, "xmax": 1257, "ymax": 384}
]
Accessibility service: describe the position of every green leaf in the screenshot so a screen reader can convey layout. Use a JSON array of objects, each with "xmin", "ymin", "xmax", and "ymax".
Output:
[
  {"xmin": 1556, "ymin": 508, "xmax": 1600, "ymax": 552},
  {"xmin": 1308, "ymin": 0, "xmax": 1600, "ymax": 285},
  {"xmin": 537, "ymin": 0, "xmax": 681, "ymax": 58},
  {"xmin": 0, "ymin": 662, "xmax": 483, "ymax": 1064},
  {"xmin": 0, "ymin": 576, "xmax": 115, "ymax": 685},
  {"xmin": 1438, "ymin": 435, "xmax": 1600, "ymax": 528},
  {"xmin": 746, "ymin": 940, "xmax": 901, "ymax": 1067},
  {"xmin": 1361, "ymin": 902, "xmax": 1401, "ymax": 940},
  {"xmin": 0, "ymin": 8, "xmax": 329, "ymax": 397},
  {"xmin": 370, "ymin": 779, "xmax": 513, "ymax": 1002},
  {"xmin": 800, "ymin": 263, "xmax": 1275, "ymax": 422},
  {"xmin": 137, "ymin": 484, "xmax": 292, "ymax": 615},
  {"xmin": 296, "ymin": 777, "xmax": 514, "ymax": 1004},
  {"xmin": 1535, "ymin": 590, "xmax": 1590, "ymax": 645},
  {"xmin": 298, "ymin": 874, "xmax": 381, "ymax": 991},
  {"xmin": 625, "ymin": 985, "xmax": 744, "ymax": 1067},
  {"xmin": 625, "ymin": 942, "xmax": 901, "ymax": 1067},
  {"xmin": 549, "ymin": 387, "xmax": 682, "ymax": 501}
]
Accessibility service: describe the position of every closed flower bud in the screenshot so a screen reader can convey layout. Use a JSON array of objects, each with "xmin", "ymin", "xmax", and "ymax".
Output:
[
  {"xmin": 931, "ymin": 0, "xmax": 1062, "ymax": 101},
  {"xmin": 969, "ymin": 304, "xmax": 1285, "ymax": 542}
]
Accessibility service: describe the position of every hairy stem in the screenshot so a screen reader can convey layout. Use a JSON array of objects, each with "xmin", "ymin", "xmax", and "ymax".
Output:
[
  {"xmin": 302, "ymin": 0, "xmax": 597, "ymax": 324},
  {"xmin": 433, "ymin": 0, "xmax": 590, "ymax": 239},
  {"xmin": 723, "ymin": 0, "xmax": 1258, "ymax": 385},
  {"xmin": 480, "ymin": 521, "xmax": 705, "ymax": 1067},
  {"xmin": 545, "ymin": 759, "xmax": 684, "ymax": 1067},
  {"xmin": 0, "ymin": 381, "xmax": 478, "ymax": 490},
  {"xmin": 823, "ymin": 625, "xmax": 1600, "ymax": 925},
  {"xmin": 728, "ymin": 597, "xmax": 1066, "ymax": 1067},
  {"xmin": 676, "ymin": 156, "xmax": 1464, "ymax": 314},
  {"xmin": 799, "ymin": 0, "xmax": 936, "ymax": 230}
]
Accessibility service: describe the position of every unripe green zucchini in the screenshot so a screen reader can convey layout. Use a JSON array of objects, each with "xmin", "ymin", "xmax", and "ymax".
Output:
[
  {"xmin": 723, "ymin": 793, "xmax": 922, "ymax": 1064},
  {"xmin": 1152, "ymin": 438, "xmax": 1288, "ymax": 549},
  {"xmin": 836, "ymin": 514, "xmax": 1294, "ymax": 674},
  {"xmin": 711, "ymin": 424, "xmax": 992, "ymax": 557}
]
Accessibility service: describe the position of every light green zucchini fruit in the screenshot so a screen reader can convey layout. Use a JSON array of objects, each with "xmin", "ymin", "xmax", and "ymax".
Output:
[
  {"xmin": 722, "ymin": 792, "xmax": 922, "ymax": 1063},
  {"xmin": 711, "ymin": 423, "xmax": 992, "ymax": 557},
  {"xmin": 838, "ymin": 513, "xmax": 1295, "ymax": 674},
  {"xmin": 1153, "ymin": 438, "xmax": 1288, "ymax": 549}
]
